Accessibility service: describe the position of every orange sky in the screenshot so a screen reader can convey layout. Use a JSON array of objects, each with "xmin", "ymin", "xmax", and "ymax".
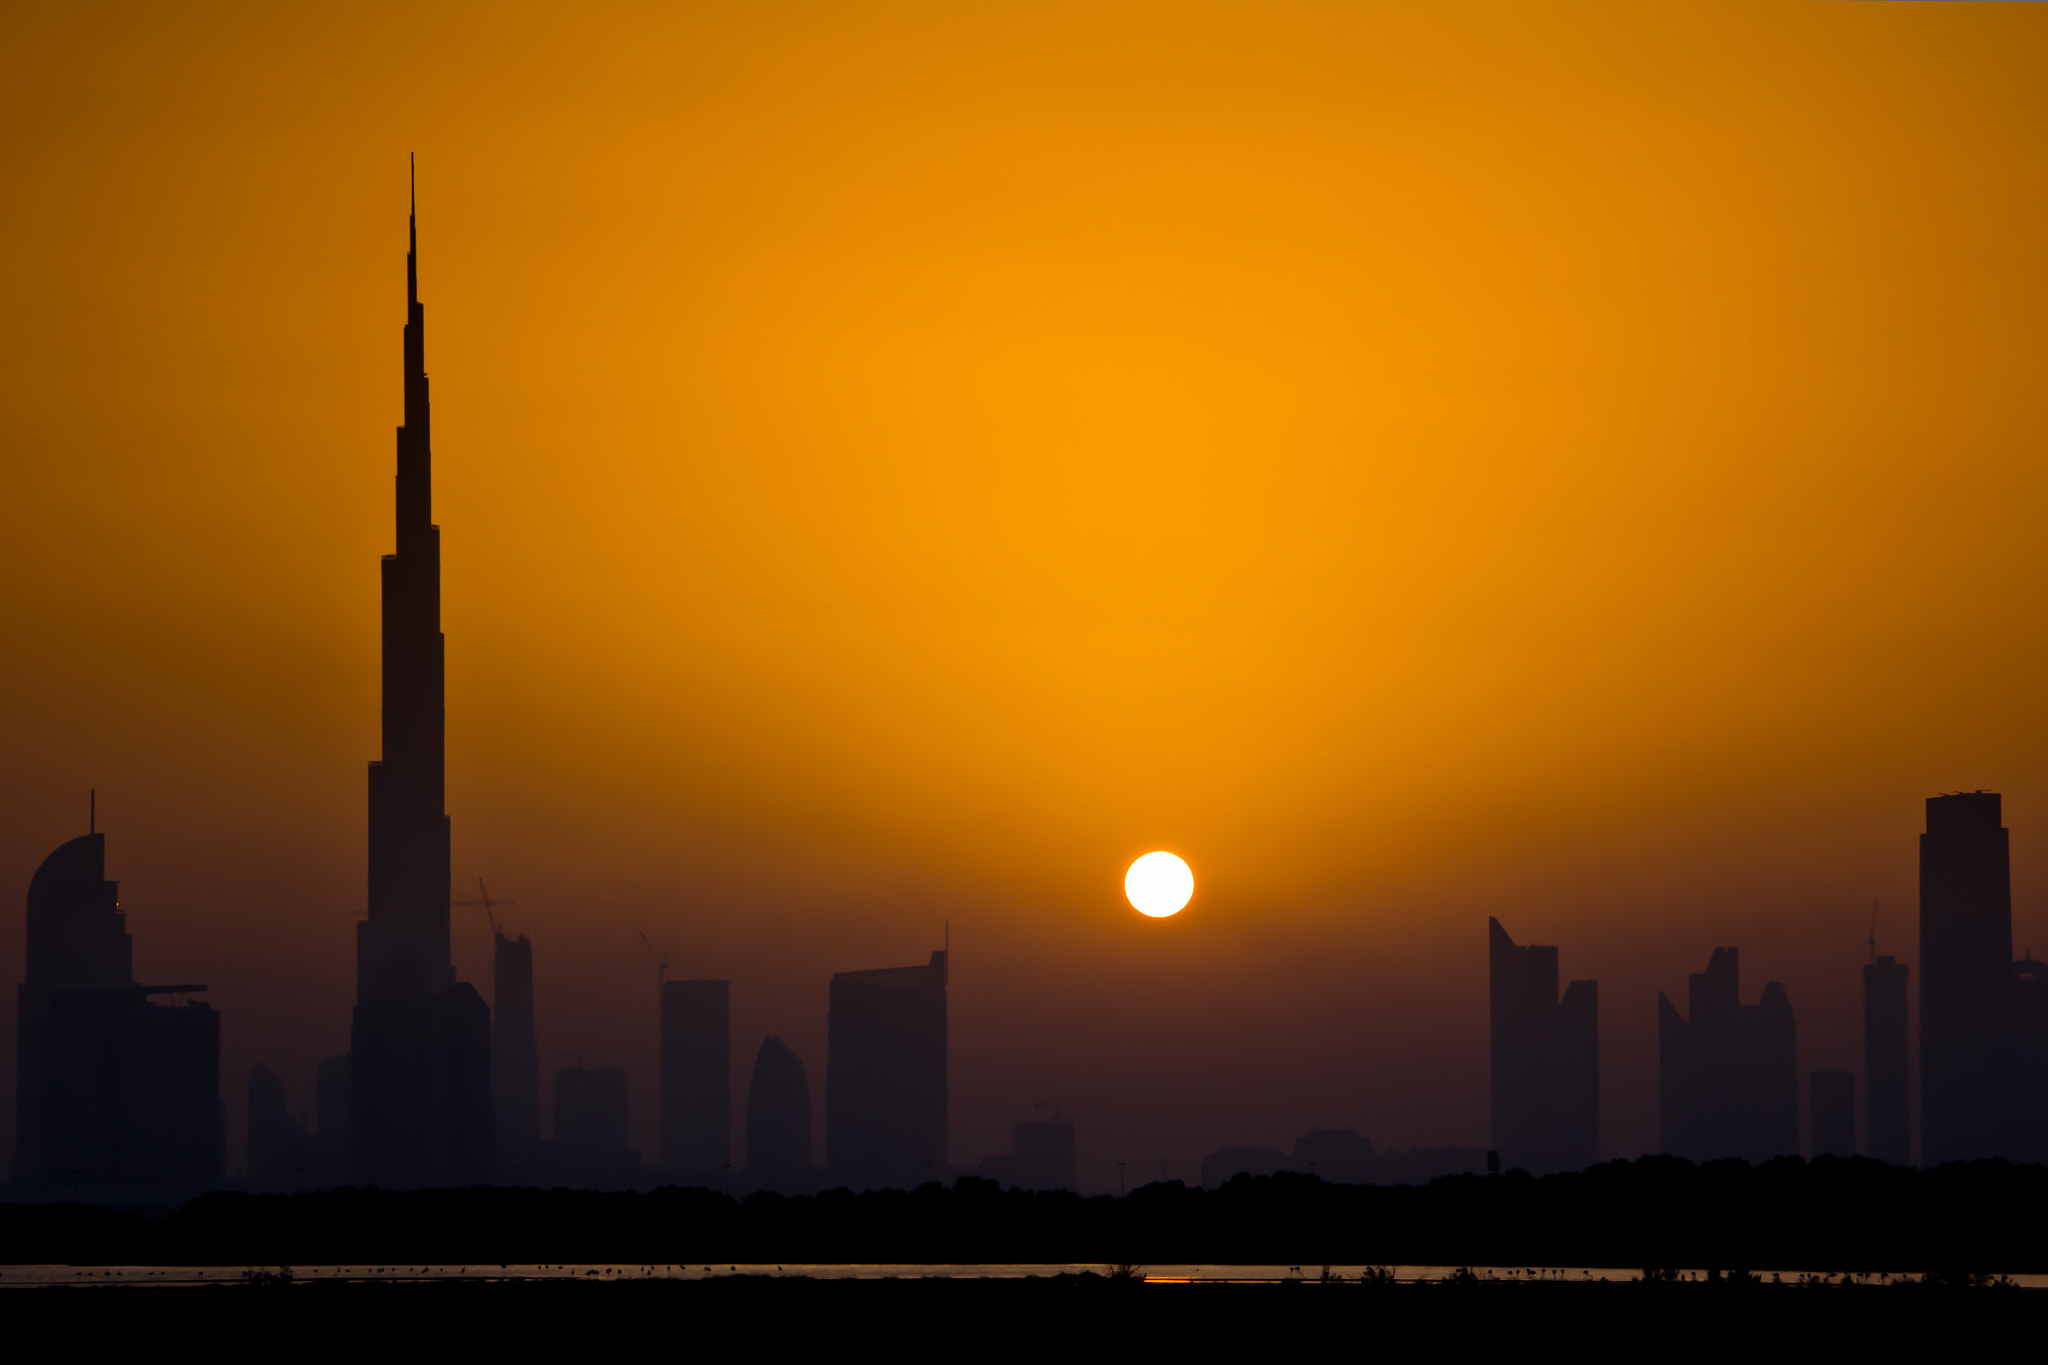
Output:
[{"xmin": 5, "ymin": 2, "xmax": 2048, "ymax": 1187}]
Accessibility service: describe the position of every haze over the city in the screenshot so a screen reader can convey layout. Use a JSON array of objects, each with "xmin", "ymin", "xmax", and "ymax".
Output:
[{"xmin": 7, "ymin": 1, "xmax": 2048, "ymax": 1191}]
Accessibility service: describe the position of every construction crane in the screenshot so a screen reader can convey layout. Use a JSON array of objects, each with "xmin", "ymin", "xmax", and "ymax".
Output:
[
  {"xmin": 639, "ymin": 931, "xmax": 667, "ymax": 986},
  {"xmin": 453, "ymin": 878, "xmax": 516, "ymax": 935}
]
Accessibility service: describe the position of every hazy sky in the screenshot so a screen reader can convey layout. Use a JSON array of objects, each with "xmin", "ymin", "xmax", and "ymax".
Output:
[{"xmin": 5, "ymin": 2, "xmax": 2048, "ymax": 1188}]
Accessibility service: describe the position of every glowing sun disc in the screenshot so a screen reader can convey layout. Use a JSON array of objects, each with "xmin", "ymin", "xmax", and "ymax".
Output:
[{"xmin": 1125, "ymin": 851, "xmax": 1194, "ymax": 918}]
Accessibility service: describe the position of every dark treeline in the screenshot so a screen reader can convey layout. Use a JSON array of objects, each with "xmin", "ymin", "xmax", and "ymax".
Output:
[{"xmin": 5, "ymin": 1156, "xmax": 2045, "ymax": 1271}]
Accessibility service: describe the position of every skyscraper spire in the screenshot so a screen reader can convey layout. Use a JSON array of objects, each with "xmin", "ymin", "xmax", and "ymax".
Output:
[
  {"xmin": 408, "ymin": 154, "xmax": 417, "ymax": 308},
  {"xmin": 352, "ymin": 164, "xmax": 491, "ymax": 1188},
  {"xmin": 364, "ymin": 156, "xmax": 448, "ymax": 1002}
]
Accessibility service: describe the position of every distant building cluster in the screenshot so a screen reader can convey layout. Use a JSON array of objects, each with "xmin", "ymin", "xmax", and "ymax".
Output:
[
  {"xmin": 16, "ymin": 183, "xmax": 2048, "ymax": 1203},
  {"xmin": 8, "ymin": 186, "xmax": 1054, "ymax": 1203},
  {"xmin": 1485, "ymin": 789, "xmax": 2048, "ymax": 1175}
]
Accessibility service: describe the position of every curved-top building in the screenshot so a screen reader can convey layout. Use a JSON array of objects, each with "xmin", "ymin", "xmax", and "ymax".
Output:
[
  {"xmin": 747, "ymin": 1034, "xmax": 812, "ymax": 1185},
  {"xmin": 12, "ymin": 828, "xmax": 130, "ymax": 1184},
  {"xmin": 14, "ymin": 818, "xmax": 220, "ymax": 1196}
]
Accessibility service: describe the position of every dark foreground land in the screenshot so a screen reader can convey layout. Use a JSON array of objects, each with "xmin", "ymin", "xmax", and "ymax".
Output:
[
  {"xmin": 5, "ymin": 1274, "xmax": 2044, "ymax": 1351},
  {"xmin": 6, "ymin": 1156, "xmax": 2048, "ymax": 1271}
]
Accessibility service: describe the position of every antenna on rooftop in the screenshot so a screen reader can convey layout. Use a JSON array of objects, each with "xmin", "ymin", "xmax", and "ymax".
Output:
[{"xmin": 1870, "ymin": 898, "xmax": 1878, "ymax": 965}]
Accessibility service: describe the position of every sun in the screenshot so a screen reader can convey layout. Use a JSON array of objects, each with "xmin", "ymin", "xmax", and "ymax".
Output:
[{"xmin": 1125, "ymin": 851, "xmax": 1194, "ymax": 918}]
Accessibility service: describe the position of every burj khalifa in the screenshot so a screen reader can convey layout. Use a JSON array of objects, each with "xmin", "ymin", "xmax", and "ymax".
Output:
[{"xmin": 350, "ymin": 162, "xmax": 493, "ymax": 1186}]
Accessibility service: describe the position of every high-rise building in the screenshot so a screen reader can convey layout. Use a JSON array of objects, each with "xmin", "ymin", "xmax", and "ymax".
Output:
[
  {"xmin": 1862, "ymin": 954, "xmax": 1910, "ymax": 1166},
  {"xmin": 1918, "ymin": 791, "xmax": 2012, "ymax": 1166},
  {"xmin": 42, "ymin": 984, "xmax": 219, "ymax": 1196},
  {"xmin": 1291, "ymin": 1126, "xmax": 1377, "ymax": 1185},
  {"xmin": 553, "ymin": 1065, "xmax": 629, "ymax": 1156},
  {"xmin": 349, "ymin": 167, "xmax": 493, "ymax": 1188},
  {"xmin": 15, "ymin": 820, "xmax": 220, "ymax": 1197},
  {"xmin": 745, "ymin": 1035, "xmax": 812, "ymax": 1186},
  {"xmin": 1658, "ymin": 947, "xmax": 1797, "ymax": 1163},
  {"xmin": 660, "ymin": 979, "xmax": 730, "ymax": 1177},
  {"xmin": 827, "ymin": 949, "xmax": 947, "ymax": 1189},
  {"xmin": 2009, "ymin": 956, "xmax": 2048, "ymax": 1166},
  {"xmin": 976, "ymin": 1113, "xmax": 1078, "ymax": 1191},
  {"xmin": 1011, "ymin": 1116, "xmax": 1077, "ymax": 1191},
  {"xmin": 1487, "ymin": 918, "xmax": 1599, "ymax": 1174},
  {"xmin": 13, "ymin": 825, "xmax": 131, "ymax": 1185},
  {"xmin": 1810, "ymin": 1069, "xmax": 1855, "ymax": 1159},
  {"xmin": 316, "ymin": 1053, "xmax": 352, "ymax": 1183},
  {"xmin": 493, "ymin": 930, "xmax": 539, "ymax": 1170},
  {"xmin": 246, "ymin": 1063, "xmax": 313, "ymax": 1185}
]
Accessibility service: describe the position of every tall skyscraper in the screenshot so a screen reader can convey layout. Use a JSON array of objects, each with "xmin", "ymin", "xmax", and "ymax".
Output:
[
  {"xmin": 1658, "ymin": 947, "xmax": 1797, "ymax": 1163},
  {"xmin": 13, "ymin": 824, "xmax": 131, "ymax": 1185},
  {"xmin": 1487, "ymin": 918, "xmax": 1599, "ymax": 1174},
  {"xmin": 1010, "ymin": 1115, "xmax": 1077, "ymax": 1191},
  {"xmin": 553, "ymin": 1064, "xmax": 630, "ymax": 1155},
  {"xmin": 350, "ymin": 168, "xmax": 493, "ymax": 1188},
  {"xmin": 2009, "ymin": 956, "xmax": 2048, "ymax": 1166},
  {"xmin": 15, "ymin": 820, "xmax": 220, "ymax": 1196},
  {"xmin": 1918, "ymin": 791, "xmax": 2012, "ymax": 1166},
  {"xmin": 493, "ymin": 930, "xmax": 539, "ymax": 1170},
  {"xmin": 1862, "ymin": 954, "xmax": 1910, "ymax": 1166},
  {"xmin": 827, "ymin": 949, "xmax": 947, "ymax": 1189},
  {"xmin": 247, "ymin": 1063, "xmax": 312, "ymax": 1186},
  {"xmin": 316, "ymin": 1052, "xmax": 351, "ymax": 1182},
  {"xmin": 660, "ymin": 979, "xmax": 730, "ymax": 1176},
  {"xmin": 745, "ymin": 1035, "xmax": 812, "ymax": 1187},
  {"xmin": 41, "ymin": 984, "xmax": 219, "ymax": 1195}
]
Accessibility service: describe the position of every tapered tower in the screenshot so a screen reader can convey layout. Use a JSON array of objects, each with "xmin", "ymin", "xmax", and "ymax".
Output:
[
  {"xmin": 360, "ymin": 157, "xmax": 452, "ymax": 1002},
  {"xmin": 350, "ymin": 164, "xmax": 492, "ymax": 1187}
]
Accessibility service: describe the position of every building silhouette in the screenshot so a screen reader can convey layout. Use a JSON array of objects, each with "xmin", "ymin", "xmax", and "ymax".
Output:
[
  {"xmin": 313, "ymin": 1054, "xmax": 351, "ymax": 1183},
  {"xmin": 2010, "ymin": 956, "xmax": 2048, "ymax": 1166},
  {"xmin": 1862, "ymin": 954, "xmax": 1909, "ymax": 1166},
  {"xmin": 1810, "ymin": 1069, "xmax": 1854, "ymax": 1158},
  {"xmin": 827, "ymin": 949, "xmax": 947, "ymax": 1189},
  {"xmin": 554, "ymin": 1064, "xmax": 629, "ymax": 1154},
  {"xmin": 1658, "ymin": 947, "xmax": 1797, "ymax": 1163},
  {"xmin": 247, "ymin": 1063, "xmax": 319, "ymax": 1187},
  {"xmin": 1012, "ymin": 1115, "xmax": 1077, "ymax": 1191},
  {"xmin": 13, "ymin": 826, "xmax": 131, "ymax": 1185},
  {"xmin": 1487, "ymin": 918, "xmax": 1599, "ymax": 1174},
  {"xmin": 349, "ymin": 168, "xmax": 493, "ymax": 1188},
  {"xmin": 493, "ymin": 930, "xmax": 539, "ymax": 1172},
  {"xmin": 977, "ymin": 1113, "xmax": 1077, "ymax": 1191},
  {"xmin": 745, "ymin": 1034, "xmax": 811, "ymax": 1188},
  {"xmin": 1292, "ymin": 1127, "xmax": 1376, "ymax": 1184},
  {"xmin": 660, "ymin": 979, "xmax": 730, "ymax": 1178},
  {"xmin": 1919, "ymin": 791, "xmax": 2012, "ymax": 1166},
  {"xmin": 14, "ymin": 821, "xmax": 220, "ymax": 1197},
  {"xmin": 42, "ymin": 984, "xmax": 219, "ymax": 1196}
]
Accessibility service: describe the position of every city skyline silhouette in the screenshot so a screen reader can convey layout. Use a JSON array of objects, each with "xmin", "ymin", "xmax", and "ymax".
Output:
[{"xmin": 10, "ymin": 5, "xmax": 2048, "ymax": 1199}]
